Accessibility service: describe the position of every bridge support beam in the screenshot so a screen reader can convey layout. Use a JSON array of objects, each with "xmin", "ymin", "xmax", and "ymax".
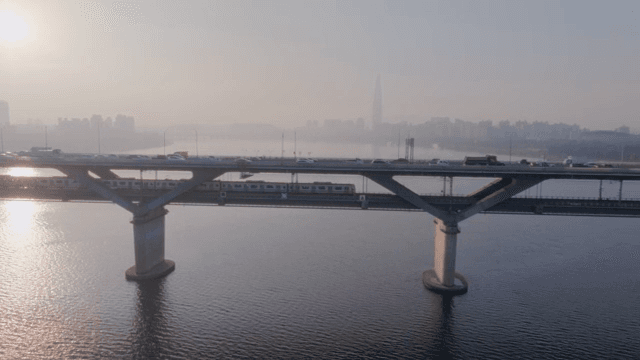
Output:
[
  {"xmin": 422, "ymin": 218, "xmax": 468, "ymax": 295},
  {"xmin": 125, "ymin": 206, "xmax": 175, "ymax": 280},
  {"xmin": 59, "ymin": 167, "xmax": 224, "ymax": 280}
]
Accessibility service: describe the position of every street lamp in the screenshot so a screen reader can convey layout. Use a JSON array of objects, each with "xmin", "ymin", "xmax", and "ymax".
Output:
[
  {"xmin": 195, "ymin": 129, "xmax": 199, "ymax": 157},
  {"xmin": 509, "ymin": 133, "xmax": 512, "ymax": 163},
  {"xmin": 163, "ymin": 129, "xmax": 167, "ymax": 156}
]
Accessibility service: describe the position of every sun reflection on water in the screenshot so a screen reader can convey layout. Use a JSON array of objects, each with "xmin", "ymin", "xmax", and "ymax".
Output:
[{"xmin": 3, "ymin": 200, "xmax": 38, "ymax": 237}]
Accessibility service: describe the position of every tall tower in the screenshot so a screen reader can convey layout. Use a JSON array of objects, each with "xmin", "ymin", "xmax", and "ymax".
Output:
[
  {"xmin": 0, "ymin": 100, "xmax": 9, "ymax": 127},
  {"xmin": 372, "ymin": 74, "xmax": 382, "ymax": 129}
]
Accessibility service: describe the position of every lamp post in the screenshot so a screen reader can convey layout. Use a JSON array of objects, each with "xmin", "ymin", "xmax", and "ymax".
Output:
[
  {"xmin": 1, "ymin": 127, "xmax": 3, "ymax": 153},
  {"xmin": 98, "ymin": 122, "xmax": 101, "ymax": 154},
  {"xmin": 163, "ymin": 129, "xmax": 167, "ymax": 156},
  {"xmin": 509, "ymin": 134, "xmax": 512, "ymax": 163},
  {"xmin": 45, "ymin": 125, "xmax": 48, "ymax": 148},
  {"xmin": 195, "ymin": 129, "xmax": 199, "ymax": 157}
]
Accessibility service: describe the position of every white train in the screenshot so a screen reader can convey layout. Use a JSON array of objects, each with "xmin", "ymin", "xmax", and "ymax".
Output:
[{"xmin": 16, "ymin": 177, "xmax": 356, "ymax": 195}]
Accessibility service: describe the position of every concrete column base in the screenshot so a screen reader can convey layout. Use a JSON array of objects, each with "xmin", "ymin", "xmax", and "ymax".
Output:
[
  {"xmin": 126, "ymin": 207, "xmax": 175, "ymax": 281},
  {"xmin": 425, "ymin": 218, "xmax": 468, "ymax": 295},
  {"xmin": 422, "ymin": 269, "xmax": 468, "ymax": 295},
  {"xmin": 126, "ymin": 260, "xmax": 175, "ymax": 281},
  {"xmin": 433, "ymin": 219, "xmax": 460, "ymax": 286}
]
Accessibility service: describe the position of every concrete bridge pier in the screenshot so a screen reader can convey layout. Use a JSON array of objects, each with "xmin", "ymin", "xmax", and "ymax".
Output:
[
  {"xmin": 422, "ymin": 218, "xmax": 468, "ymax": 295},
  {"xmin": 125, "ymin": 206, "xmax": 175, "ymax": 281}
]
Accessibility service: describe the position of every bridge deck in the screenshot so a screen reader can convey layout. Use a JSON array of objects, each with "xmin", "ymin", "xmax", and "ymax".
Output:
[{"xmin": 3, "ymin": 156, "xmax": 640, "ymax": 180}]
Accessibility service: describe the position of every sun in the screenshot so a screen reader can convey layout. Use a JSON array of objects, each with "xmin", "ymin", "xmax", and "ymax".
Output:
[{"xmin": 0, "ymin": 10, "xmax": 29, "ymax": 42}]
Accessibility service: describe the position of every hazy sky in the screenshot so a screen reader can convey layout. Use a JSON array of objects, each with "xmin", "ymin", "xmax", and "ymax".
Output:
[{"xmin": 1, "ymin": 0, "xmax": 638, "ymax": 130}]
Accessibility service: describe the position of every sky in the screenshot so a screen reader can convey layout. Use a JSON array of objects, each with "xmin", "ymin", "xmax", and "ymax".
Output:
[{"xmin": 0, "ymin": 0, "xmax": 638, "ymax": 130}]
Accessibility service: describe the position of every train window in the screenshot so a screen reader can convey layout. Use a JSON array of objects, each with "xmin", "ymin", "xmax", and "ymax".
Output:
[
  {"xmin": 55, "ymin": 180, "xmax": 63, "ymax": 184},
  {"xmin": 234, "ymin": 184, "xmax": 243, "ymax": 188},
  {"xmin": 250, "ymin": 185, "xmax": 258, "ymax": 189},
  {"xmin": 318, "ymin": 186, "xmax": 326, "ymax": 190},
  {"xmin": 169, "ymin": 182, "xmax": 177, "ymax": 186},
  {"xmin": 119, "ymin": 181, "xmax": 126, "ymax": 186},
  {"xmin": 266, "ymin": 185, "xmax": 274, "ymax": 189},
  {"xmin": 301, "ymin": 186, "xmax": 310, "ymax": 190},
  {"xmin": 334, "ymin": 187, "xmax": 342, "ymax": 190}
]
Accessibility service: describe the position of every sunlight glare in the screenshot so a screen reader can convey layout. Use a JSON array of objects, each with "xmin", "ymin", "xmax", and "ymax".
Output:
[
  {"xmin": 0, "ymin": 10, "xmax": 29, "ymax": 42},
  {"xmin": 8, "ymin": 167, "xmax": 36, "ymax": 177},
  {"xmin": 3, "ymin": 200, "xmax": 36, "ymax": 237}
]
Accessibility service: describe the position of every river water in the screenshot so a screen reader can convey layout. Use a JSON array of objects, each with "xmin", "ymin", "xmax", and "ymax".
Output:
[{"xmin": 1, "ymin": 140, "xmax": 639, "ymax": 359}]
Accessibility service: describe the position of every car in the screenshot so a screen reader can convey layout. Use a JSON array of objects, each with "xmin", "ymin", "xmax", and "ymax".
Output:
[
  {"xmin": 296, "ymin": 158, "xmax": 315, "ymax": 164},
  {"xmin": 596, "ymin": 163, "xmax": 613, "ymax": 168},
  {"xmin": 436, "ymin": 160, "xmax": 450, "ymax": 166},
  {"xmin": 585, "ymin": 162, "xmax": 598, "ymax": 168},
  {"xmin": 347, "ymin": 158, "xmax": 364, "ymax": 164},
  {"xmin": 167, "ymin": 155, "xmax": 186, "ymax": 161},
  {"xmin": 371, "ymin": 159, "xmax": 390, "ymax": 164},
  {"xmin": 126, "ymin": 155, "xmax": 141, "ymax": 160},
  {"xmin": 530, "ymin": 161, "xmax": 550, "ymax": 167},
  {"xmin": 570, "ymin": 163, "xmax": 588, "ymax": 168},
  {"xmin": 207, "ymin": 156, "xmax": 222, "ymax": 161},
  {"xmin": 520, "ymin": 159, "xmax": 530, "ymax": 165},
  {"xmin": 235, "ymin": 158, "xmax": 252, "ymax": 164},
  {"xmin": 391, "ymin": 158, "xmax": 409, "ymax": 164}
]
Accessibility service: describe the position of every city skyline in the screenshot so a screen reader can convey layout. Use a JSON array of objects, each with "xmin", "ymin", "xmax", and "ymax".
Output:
[{"xmin": 1, "ymin": 1, "xmax": 638, "ymax": 130}]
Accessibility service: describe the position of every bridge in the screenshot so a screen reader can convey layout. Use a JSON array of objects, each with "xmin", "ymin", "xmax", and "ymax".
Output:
[{"xmin": 2, "ymin": 154, "xmax": 640, "ymax": 295}]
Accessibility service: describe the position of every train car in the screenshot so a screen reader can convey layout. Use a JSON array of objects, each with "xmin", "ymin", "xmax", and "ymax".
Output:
[
  {"xmin": 261, "ymin": 182, "xmax": 288, "ymax": 193},
  {"xmin": 14, "ymin": 177, "xmax": 356, "ymax": 196},
  {"xmin": 328, "ymin": 184, "xmax": 355, "ymax": 194},
  {"xmin": 42, "ymin": 177, "xmax": 80, "ymax": 189},
  {"xmin": 287, "ymin": 182, "xmax": 355, "ymax": 194}
]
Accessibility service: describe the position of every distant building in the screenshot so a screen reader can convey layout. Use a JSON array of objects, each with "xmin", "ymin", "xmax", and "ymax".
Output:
[
  {"xmin": 616, "ymin": 125, "xmax": 630, "ymax": 134},
  {"xmin": 114, "ymin": 114, "xmax": 135, "ymax": 132},
  {"xmin": 90, "ymin": 114, "xmax": 104, "ymax": 130},
  {"xmin": 0, "ymin": 100, "xmax": 9, "ymax": 126},
  {"xmin": 324, "ymin": 119, "xmax": 343, "ymax": 128}
]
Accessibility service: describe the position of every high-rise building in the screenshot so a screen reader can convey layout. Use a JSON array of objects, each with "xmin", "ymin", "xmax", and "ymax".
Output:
[
  {"xmin": 0, "ymin": 100, "xmax": 9, "ymax": 126},
  {"xmin": 114, "ymin": 114, "xmax": 135, "ymax": 132},
  {"xmin": 372, "ymin": 74, "xmax": 382, "ymax": 129}
]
